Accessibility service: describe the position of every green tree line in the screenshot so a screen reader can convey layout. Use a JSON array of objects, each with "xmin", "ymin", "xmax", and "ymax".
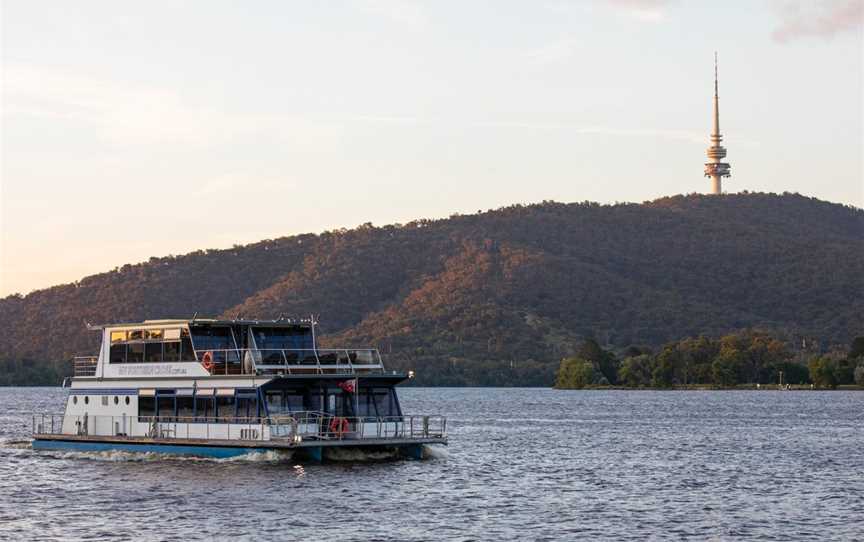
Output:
[{"xmin": 556, "ymin": 334, "xmax": 864, "ymax": 390}]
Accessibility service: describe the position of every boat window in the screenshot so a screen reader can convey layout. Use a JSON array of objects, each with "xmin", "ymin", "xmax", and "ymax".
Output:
[
  {"xmin": 371, "ymin": 388, "xmax": 400, "ymax": 418},
  {"xmin": 236, "ymin": 394, "xmax": 259, "ymax": 421},
  {"xmin": 306, "ymin": 389, "xmax": 323, "ymax": 412},
  {"xmin": 125, "ymin": 397, "xmax": 130, "ymax": 405},
  {"xmin": 163, "ymin": 341, "xmax": 180, "ymax": 362},
  {"xmin": 265, "ymin": 391, "xmax": 282, "ymax": 414},
  {"xmin": 287, "ymin": 392, "xmax": 304, "ymax": 412},
  {"xmin": 215, "ymin": 395, "xmax": 235, "ymax": 422},
  {"xmin": 355, "ymin": 388, "xmax": 376, "ymax": 418},
  {"xmin": 252, "ymin": 326, "xmax": 314, "ymax": 352},
  {"xmin": 190, "ymin": 326, "xmax": 235, "ymax": 352},
  {"xmin": 128, "ymin": 330, "xmax": 144, "ymax": 341},
  {"xmin": 157, "ymin": 392, "xmax": 176, "ymax": 420},
  {"xmin": 110, "ymin": 330, "xmax": 127, "ymax": 343},
  {"xmin": 177, "ymin": 395, "xmax": 194, "ymax": 420},
  {"xmin": 195, "ymin": 389, "xmax": 215, "ymax": 421},
  {"xmin": 264, "ymin": 390, "xmax": 305, "ymax": 415},
  {"xmin": 164, "ymin": 328, "xmax": 181, "ymax": 340},
  {"xmin": 144, "ymin": 342, "xmax": 163, "ymax": 363},
  {"xmin": 180, "ymin": 335, "xmax": 196, "ymax": 361},
  {"xmin": 333, "ymin": 393, "xmax": 357, "ymax": 417},
  {"xmin": 138, "ymin": 395, "xmax": 156, "ymax": 420},
  {"xmin": 73, "ymin": 396, "xmax": 78, "ymax": 405},
  {"xmin": 144, "ymin": 329, "xmax": 163, "ymax": 340},
  {"xmin": 110, "ymin": 343, "xmax": 127, "ymax": 364},
  {"xmin": 127, "ymin": 342, "xmax": 144, "ymax": 363}
]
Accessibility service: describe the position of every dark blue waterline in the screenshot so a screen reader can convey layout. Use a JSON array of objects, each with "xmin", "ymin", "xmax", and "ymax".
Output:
[{"xmin": 31, "ymin": 439, "xmax": 269, "ymax": 458}]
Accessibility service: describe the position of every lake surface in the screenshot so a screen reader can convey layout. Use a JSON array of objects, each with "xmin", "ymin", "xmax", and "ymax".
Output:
[{"xmin": 1, "ymin": 387, "xmax": 862, "ymax": 541}]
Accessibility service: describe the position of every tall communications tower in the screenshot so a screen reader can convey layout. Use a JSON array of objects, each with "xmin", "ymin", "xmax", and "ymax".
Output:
[{"xmin": 704, "ymin": 52, "xmax": 731, "ymax": 194}]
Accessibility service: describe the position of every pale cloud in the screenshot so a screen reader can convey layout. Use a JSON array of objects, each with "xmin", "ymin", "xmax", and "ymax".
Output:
[
  {"xmin": 604, "ymin": 0, "xmax": 674, "ymax": 22},
  {"xmin": 771, "ymin": 0, "xmax": 863, "ymax": 42},
  {"xmin": 2, "ymin": 64, "xmax": 345, "ymax": 150},
  {"xmin": 545, "ymin": 1, "xmax": 673, "ymax": 22},
  {"xmin": 346, "ymin": 114, "xmax": 749, "ymax": 146},
  {"xmin": 357, "ymin": 0, "xmax": 426, "ymax": 26},
  {"xmin": 192, "ymin": 175, "xmax": 295, "ymax": 198},
  {"xmin": 521, "ymin": 38, "xmax": 580, "ymax": 64},
  {"xmin": 3, "ymin": 65, "xmax": 258, "ymax": 147},
  {"xmin": 478, "ymin": 121, "xmax": 707, "ymax": 144}
]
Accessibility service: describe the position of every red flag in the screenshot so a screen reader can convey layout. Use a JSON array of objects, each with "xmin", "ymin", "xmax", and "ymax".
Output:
[{"xmin": 337, "ymin": 379, "xmax": 356, "ymax": 393}]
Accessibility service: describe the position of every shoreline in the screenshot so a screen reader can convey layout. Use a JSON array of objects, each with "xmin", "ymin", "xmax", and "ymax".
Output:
[{"xmin": 554, "ymin": 384, "xmax": 864, "ymax": 391}]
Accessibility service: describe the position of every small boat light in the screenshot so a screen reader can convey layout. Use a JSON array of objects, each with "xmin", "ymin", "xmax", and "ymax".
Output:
[{"xmin": 408, "ymin": 370, "xmax": 415, "ymax": 379}]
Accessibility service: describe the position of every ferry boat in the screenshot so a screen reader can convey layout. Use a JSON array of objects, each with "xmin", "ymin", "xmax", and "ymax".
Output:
[{"xmin": 31, "ymin": 317, "xmax": 447, "ymax": 461}]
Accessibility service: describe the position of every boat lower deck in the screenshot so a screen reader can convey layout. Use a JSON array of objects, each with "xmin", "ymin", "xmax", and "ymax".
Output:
[{"xmin": 32, "ymin": 433, "xmax": 446, "ymax": 461}]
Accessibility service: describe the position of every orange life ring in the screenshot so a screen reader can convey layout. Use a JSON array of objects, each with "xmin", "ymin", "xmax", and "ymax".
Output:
[
  {"xmin": 329, "ymin": 417, "xmax": 350, "ymax": 436},
  {"xmin": 201, "ymin": 351, "xmax": 214, "ymax": 371}
]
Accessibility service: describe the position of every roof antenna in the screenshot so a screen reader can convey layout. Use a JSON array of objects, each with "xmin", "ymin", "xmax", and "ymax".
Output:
[{"xmin": 191, "ymin": 311, "xmax": 198, "ymax": 323}]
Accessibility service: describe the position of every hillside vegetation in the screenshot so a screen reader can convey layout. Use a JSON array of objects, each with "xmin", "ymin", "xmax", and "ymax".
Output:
[{"xmin": 1, "ymin": 192, "xmax": 862, "ymax": 385}]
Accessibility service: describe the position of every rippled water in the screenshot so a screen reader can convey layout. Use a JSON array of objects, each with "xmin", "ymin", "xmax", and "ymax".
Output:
[{"xmin": 1, "ymin": 387, "xmax": 863, "ymax": 540}]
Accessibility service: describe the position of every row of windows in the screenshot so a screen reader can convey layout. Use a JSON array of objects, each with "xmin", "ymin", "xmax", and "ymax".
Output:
[
  {"xmin": 111, "ymin": 328, "xmax": 187, "ymax": 343},
  {"xmin": 139, "ymin": 394, "xmax": 260, "ymax": 422},
  {"xmin": 264, "ymin": 388, "xmax": 401, "ymax": 418},
  {"xmin": 107, "ymin": 326, "xmax": 318, "ymax": 364},
  {"xmin": 134, "ymin": 387, "xmax": 402, "ymax": 420},
  {"xmin": 72, "ymin": 395, "xmax": 131, "ymax": 406},
  {"xmin": 110, "ymin": 338, "xmax": 196, "ymax": 363}
]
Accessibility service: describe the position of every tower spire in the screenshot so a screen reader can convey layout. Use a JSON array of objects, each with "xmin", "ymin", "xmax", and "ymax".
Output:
[
  {"xmin": 712, "ymin": 52, "xmax": 720, "ymax": 137},
  {"xmin": 704, "ymin": 52, "xmax": 731, "ymax": 194},
  {"xmin": 714, "ymin": 51, "xmax": 718, "ymax": 98}
]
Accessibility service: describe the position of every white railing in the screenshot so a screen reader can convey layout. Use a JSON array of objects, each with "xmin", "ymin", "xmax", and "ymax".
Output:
[
  {"xmin": 268, "ymin": 411, "xmax": 447, "ymax": 441},
  {"xmin": 32, "ymin": 413, "xmax": 270, "ymax": 441},
  {"xmin": 193, "ymin": 348, "xmax": 386, "ymax": 375},
  {"xmin": 31, "ymin": 413, "xmax": 447, "ymax": 443},
  {"xmin": 70, "ymin": 348, "xmax": 388, "ymax": 377},
  {"xmin": 72, "ymin": 356, "xmax": 98, "ymax": 377}
]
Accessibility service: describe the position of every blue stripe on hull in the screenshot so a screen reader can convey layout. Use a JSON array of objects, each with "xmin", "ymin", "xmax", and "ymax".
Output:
[{"xmin": 32, "ymin": 439, "xmax": 269, "ymax": 458}]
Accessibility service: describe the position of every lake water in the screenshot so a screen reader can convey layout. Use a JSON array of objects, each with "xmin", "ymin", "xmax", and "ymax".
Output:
[{"xmin": 1, "ymin": 387, "xmax": 862, "ymax": 540}]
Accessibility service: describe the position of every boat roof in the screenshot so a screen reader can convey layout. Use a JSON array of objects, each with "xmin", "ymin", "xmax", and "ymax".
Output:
[{"xmin": 88, "ymin": 317, "xmax": 315, "ymax": 330}]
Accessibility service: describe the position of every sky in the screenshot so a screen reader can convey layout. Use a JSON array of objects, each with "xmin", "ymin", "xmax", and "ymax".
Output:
[{"xmin": 1, "ymin": 0, "xmax": 862, "ymax": 297}]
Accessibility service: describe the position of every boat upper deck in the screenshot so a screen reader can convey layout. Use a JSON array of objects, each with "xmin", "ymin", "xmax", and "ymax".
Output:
[{"xmin": 74, "ymin": 317, "xmax": 389, "ymax": 380}]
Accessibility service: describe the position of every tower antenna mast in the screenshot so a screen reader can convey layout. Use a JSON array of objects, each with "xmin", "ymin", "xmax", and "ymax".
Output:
[{"xmin": 704, "ymin": 52, "xmax": 731, "ymax": 194}]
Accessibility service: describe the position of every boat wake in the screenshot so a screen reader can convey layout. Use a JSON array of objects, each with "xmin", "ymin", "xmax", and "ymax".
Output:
[
  {"xmin": 0, "ymin": 438, "xmax": 33, "ymax": 450},
  {"xmin": 323, "ymin": 447, "xmax": 400, "ymax": 462},
  {"xmin": 422, "ymin": 444, "xmax": 450, "ymax": 460},
  {"xmin": 24, "ymin": 447, "xmax": 295, "ymax": 464}
]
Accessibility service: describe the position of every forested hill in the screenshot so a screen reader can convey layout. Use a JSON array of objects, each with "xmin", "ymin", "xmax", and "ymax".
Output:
[{"xmin": 2, "ymin": 192, "xmax": 862, "ymax": 385}]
